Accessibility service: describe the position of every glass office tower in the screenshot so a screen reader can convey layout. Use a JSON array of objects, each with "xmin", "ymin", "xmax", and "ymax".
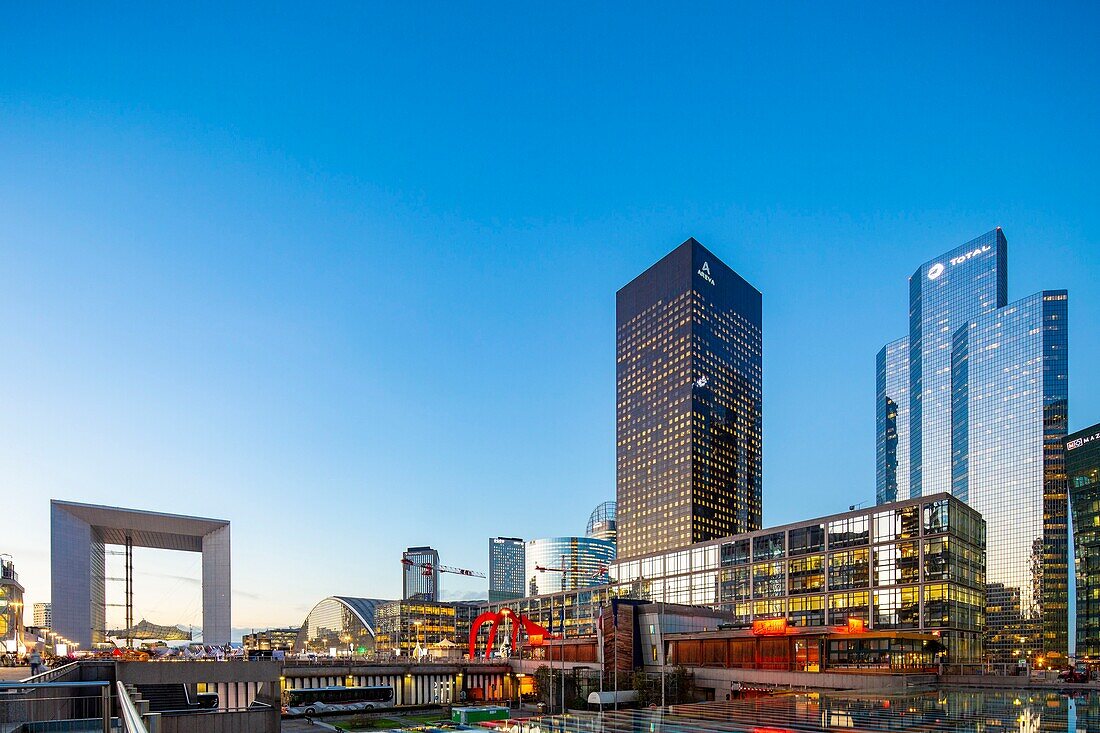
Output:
[
  {"xmin": 952, "ymin": 291, "xmax": 1069, "ymax": 659},
  {"xmin": 616, "ymin": 238, "xmax": 762, "ymax": 559},
  {"xmin": 1066, "ymin": 423, "xmax": 1100, "ymax": 660},
  {"xmin": 908, "ymin": 228, "xmax": 1008, "ymax": 498},
  {"xmin": 402, "ymin": 546, "xmax": 440, "ymax": 601},
  {"xmin": 488, "ymin": 537, "xmax": 525, "ymax": 602},
  {"xmin": 525, "ymin": 537, "xmax": 615, "ymax": 595},
  {"xmin": 876, "ymin": 336, "xmax": 910, "ymax": 504},
  {"xmin": 875, "ymin": 228, "xmax": 1070, "ymax": 661}
]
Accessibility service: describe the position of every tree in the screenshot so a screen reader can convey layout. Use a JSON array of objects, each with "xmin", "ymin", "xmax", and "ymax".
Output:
[{"xmin": 532, "ymin": 665, "xmax": 551, "ymax": 706}]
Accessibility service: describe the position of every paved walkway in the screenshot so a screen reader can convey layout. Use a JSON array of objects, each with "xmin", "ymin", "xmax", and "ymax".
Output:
[{"xmin": 0, "ymin": 667, "xmax": 29, "ymax": 681}]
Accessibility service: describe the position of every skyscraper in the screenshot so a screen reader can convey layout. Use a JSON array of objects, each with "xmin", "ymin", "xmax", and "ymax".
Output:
[
  {"xmin": 908, "ymin": 228, "xmax": 1008, "ymax": 498},
  {"xmin": 1066, "ymin": 423, "xmax": 1100, "ymax": 660},
  {"xmin": 488, "ymin": 537, "xmax": 525, "ymax": 602},
  {"xmin": 33, "ymin": 602, "xmax": 51, "ymax": 629},
  {"xmin": 875, "ymin": 228, "xmax": 1070, "ymax": 661},
  {"xmin": 876, "ymin": 336, "xmax": 910, "ymax": 504},
  {"xmin": 616, "ymin": 238, "xmax": 762, "ymax": 560},
  {"xmin": 401, "ymin": 546, "xmax": 440, "ymax": 602}
]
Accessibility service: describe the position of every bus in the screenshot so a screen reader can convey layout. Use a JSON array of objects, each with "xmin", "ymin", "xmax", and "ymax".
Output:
[{"xmin": 283, "ymin": 686, "xmax": 394, "ymax": 715}]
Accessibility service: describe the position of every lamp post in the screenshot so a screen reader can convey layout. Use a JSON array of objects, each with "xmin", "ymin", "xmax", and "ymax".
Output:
[{"xmin": 414, "ymin": 621, "xmax": 423, "ymax": 663}]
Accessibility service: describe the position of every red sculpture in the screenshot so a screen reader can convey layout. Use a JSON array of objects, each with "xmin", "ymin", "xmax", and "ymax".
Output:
[{"xmin": 468, "ymin": 607, "xmax": 555, "ymax": 659}]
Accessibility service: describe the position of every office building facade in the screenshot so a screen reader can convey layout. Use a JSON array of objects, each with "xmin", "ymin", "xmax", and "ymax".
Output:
[
  {"xmin": 616, "ymin": 238, "xmax": 762, "ymax": 560},
  {"xmin": 485, "ymin": 495, "xmax": 986, "ymax": 663},
  {"xmin": 402, "ymin": 546, "xmax": 440, "ymax": 602},
  {"xmin": 375, "ymin": 600, "xmax": 457, "ymax": 657},
  {"xmin": 32, "ymin": 602, "xmax": 51, "ymax": 630},
  {"xmin": 242, "ymin": 626, "xmax": 299, "ymax": 651},
  {"xmin": 1067, "ymin": 423, "xmax": 1100, "ymax": 660},
  {"xmin": 611, "ymin": 493, "xmax": 986, "ymax": 662},
  {"xmin": 874, "ymin": 229, "xmax": 1070, "ymax": 661},
  {"xmin": 876, "ymin": 336, "xmax": 910, "ymax": 504},
  {"xmin": 525, "ymin": 537, "xmax": 615, "ymax": 596},
  {"xmin": 488, "ymin": 537, "xmax": 525, "ymax": 602}
]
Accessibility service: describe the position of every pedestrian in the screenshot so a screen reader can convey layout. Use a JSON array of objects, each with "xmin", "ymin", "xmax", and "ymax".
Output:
[{"xmin": 29, "ymin": 650, "xmax": 43, "ymax": 676}]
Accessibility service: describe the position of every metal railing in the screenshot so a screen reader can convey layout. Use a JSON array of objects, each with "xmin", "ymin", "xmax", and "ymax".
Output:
[
  {"xmin": 0, "ymin": 680, "xmax": 111, "ymax": 732},
  {"xmin": 116, "ymin": 681, "xmax": 151, "ymax": 733},
  {"xmin": 19, "ymin": 659, "xmax": 81, "ymax": 683}
]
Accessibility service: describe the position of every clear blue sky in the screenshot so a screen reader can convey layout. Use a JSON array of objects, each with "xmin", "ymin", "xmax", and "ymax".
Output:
[{"xmin": 1, "ymin": 3, "xmax": 1097, "ymax": 638}]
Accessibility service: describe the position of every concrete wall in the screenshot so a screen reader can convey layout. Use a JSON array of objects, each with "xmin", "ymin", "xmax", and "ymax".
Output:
[
  {"xmin": 51, "ymin": 503, "xmax": 96, "ymax": 647},
  {"xmin": 201, "ymin": 525, "xmax": 232, "ymax": 645}
]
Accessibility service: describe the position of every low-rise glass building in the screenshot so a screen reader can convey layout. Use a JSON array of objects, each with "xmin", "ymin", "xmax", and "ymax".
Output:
[
  {"xmin": 609, "ymin": 493, "xmax": 984, "ymax": 662},
  {"xmin": 374, "ymin": 600, "xmax": 457, "ymax": 657},
  {"xmin": 294, "ymin": 596, "xmax": 386, "ymax": 655},
  {"xmin": 1067, "ymin": 423, "xmax": 1100, "ymax": 660},
  {"xmin": 483, "ymin": 493, "xmax": 985, "ymax": 663}
]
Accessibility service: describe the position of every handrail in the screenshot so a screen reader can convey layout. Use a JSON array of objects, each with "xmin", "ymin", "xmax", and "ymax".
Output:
[
  {"xmin": 116, "ymin": 681, "xmax": 151, "ymax": 733},
  {"xmin": 20, "ymin": 660, "xmax": 81, "ymax": 683}
]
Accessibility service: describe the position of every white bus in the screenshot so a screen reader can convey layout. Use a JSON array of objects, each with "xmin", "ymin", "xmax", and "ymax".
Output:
[{"xmin": 283, "ymin": 685, "xmax": 394, "ymax": 715}]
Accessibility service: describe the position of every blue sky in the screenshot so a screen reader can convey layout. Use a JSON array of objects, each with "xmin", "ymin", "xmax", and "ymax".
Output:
[{"xmin": 1, "ymin": 3, "xmax": 1098, "ymax": 637}]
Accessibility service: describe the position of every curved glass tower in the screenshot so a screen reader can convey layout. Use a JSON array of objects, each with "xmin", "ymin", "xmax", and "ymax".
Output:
[{"xmin": 525, "ymin": 537, "xmax": 615, "ymax": 596}]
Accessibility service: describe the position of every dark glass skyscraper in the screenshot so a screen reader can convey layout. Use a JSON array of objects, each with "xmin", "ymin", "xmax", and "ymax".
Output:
[
  {"xmin": 1066, "ymin": 423, "xmax": 1100, "ymax": 660},
  {"xmin": 616, "ymin": 238, "xmax": 762, "ymax": 560},
  {"xmin": 874, "ymin": 228, "xmax": 1070, "ymax": 662}
]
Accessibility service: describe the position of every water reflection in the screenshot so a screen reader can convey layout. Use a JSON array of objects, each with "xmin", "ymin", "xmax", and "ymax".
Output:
[{"xmin": 518, "ymin": 688, "xmax": 1100, "ymax": 733}]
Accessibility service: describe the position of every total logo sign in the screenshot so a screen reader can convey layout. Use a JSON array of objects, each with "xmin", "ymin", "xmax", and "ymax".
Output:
[
  {"xmin": 927, "ymin": 244, "xmax": 991, "ymax": 280},
  {"xmin": 697, "ymin": 261, "xmax": 716, "ymax": 285}
]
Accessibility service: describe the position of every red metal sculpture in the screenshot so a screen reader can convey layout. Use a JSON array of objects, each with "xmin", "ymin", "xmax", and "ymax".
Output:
[{"xmin": 468, "ymin": 607, "xmax": 555, "ymax": 659}]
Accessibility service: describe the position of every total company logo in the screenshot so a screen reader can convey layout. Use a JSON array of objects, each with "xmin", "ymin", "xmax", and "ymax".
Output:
[
  {"xmin": 1067, "ymin": 431, "xmax": 1100, "ymax": 451},
  {"xmin": 927, "ymin": 244, "xmax": 992, "ymax": 280},
  {"xmin": 697, "ymin": 261, "xmax": 716, "ymax": 285}
]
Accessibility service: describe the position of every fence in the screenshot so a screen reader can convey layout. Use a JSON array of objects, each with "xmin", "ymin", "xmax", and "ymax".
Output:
[{"xmin": 0, "ymin": 680, "xmax": 112, "ymax": 732}]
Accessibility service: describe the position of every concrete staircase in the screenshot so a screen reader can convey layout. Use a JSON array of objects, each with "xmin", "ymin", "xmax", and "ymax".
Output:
[{"xmin": 133, "ymin": 683, "xmax": 194, "ymax": 712}]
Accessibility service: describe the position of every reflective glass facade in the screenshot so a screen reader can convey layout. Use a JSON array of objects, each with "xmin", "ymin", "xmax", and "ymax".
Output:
[
  {"xmin": 953, "ymin": 291, "xmax": 1069, "ymax": 660},
  {"xmin": 525, "ymin": 537, "xmax": 615, "ymax": 596},
  {"xmin": 1067, "ymin": 423, "xmax": 1100, "ymax": 659},
  {"xmin": 908, "ymin": 229, "xmax": 1008, "ymax": 497},
  {"xmin": 616, "ymin": 238, "xmax": 762, "ymax": 559},
  {"xmin": 294, "ymin": 596, "xmax": 385, "ymax": 655},
  {"xmin": 374, "ymin": 600, "xmax": 457, "ymax": 656},
  {"xmin": 876, "ymin": 336, "xmax": 910, "ymax": 504},
  {"xmin": 876, "ymin": 229, "xmax": 1070, "ymax": 662},
  {"xmin": 488, "ymin": 537, "xmax": 525, "ymax": 602},
  {"xmin": 585, "ymin": 501, "xmax": 617, "ymax": 542},
  {"xmin": 609, "ymin": 494, "xmax": 985, "ymax": 662},
  {"xmin": 402, "ymin": 546, "xmax": 440, "ymax": 601}
]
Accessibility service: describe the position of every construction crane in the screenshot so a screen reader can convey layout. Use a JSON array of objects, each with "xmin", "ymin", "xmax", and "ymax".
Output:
[
  {"xmin": 400, "ymin": 557, "xmax": 486, "ymax": 578},
  {"xmin": 535, "ymin": 563, "xmax": 608, "ymax": 580}
]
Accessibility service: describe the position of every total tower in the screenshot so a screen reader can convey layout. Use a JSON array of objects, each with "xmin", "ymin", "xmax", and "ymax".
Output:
[{"xmin": 875, "ymin": 228, "xmax": 1069, "ymax": 662}]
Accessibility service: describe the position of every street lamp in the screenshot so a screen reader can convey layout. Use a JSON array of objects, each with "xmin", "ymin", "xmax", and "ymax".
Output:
[{"xmin": 413, "ymin": 621, "xmax": 423, "ymax": 662}]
